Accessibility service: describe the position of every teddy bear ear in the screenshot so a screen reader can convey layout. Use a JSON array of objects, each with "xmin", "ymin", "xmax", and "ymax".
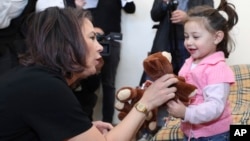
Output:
[
  {"xmin": 143, "ymin": 51, "xmax": 174, "ymax": 80},
  {"xmin": 162, "ymin": 51, "xmax": 172, "ymax": 63}
]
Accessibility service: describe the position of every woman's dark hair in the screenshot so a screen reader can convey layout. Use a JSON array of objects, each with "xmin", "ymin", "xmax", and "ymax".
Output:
[
  {"xmin": 20, "ymin": 7, "xmax": 92, "ymax": 79},
  {"xmin": 185, "ymin": 0, "xmax": 238, "ymax": 58}
]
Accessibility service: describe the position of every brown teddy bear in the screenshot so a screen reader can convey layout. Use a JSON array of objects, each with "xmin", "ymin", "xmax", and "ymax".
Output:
[{"xmin": 115, "ymin": 51, "xmax": 197, "ymax": 132}]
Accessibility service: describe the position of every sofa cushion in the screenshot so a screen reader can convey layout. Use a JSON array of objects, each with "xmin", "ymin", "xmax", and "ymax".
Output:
[
  {"xmin": 230, "ymin": 64, "xmax": 250, "ymax": 124},
  {"xmin": 152, "ymin": 64, "xmax": 250, "ymax": 141}
]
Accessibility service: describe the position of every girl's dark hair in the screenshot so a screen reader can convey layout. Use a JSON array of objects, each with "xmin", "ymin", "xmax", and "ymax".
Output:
[
  {"xmin": 20, "ymin": 7, "xmax": 92, "ymax": 79},
  {"xmin": 186, "ymin": 0, "xmax": 238, "ymax": 58}
]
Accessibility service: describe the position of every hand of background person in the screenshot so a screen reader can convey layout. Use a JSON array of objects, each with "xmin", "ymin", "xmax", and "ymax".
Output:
[
  {"xmin": 92, "ymin": 121, "xmax": 114, "ymax": 135},
  {"xmin": 171, "ymin": 9, "xmax": 188, "ymax": 24},
  {"xmin": 163, "ymin": 0, "xmax": 169, "ymax": 3},
  {"xmin": 75, "ymin": 0, "xmax": 86, "ymax": 8}
]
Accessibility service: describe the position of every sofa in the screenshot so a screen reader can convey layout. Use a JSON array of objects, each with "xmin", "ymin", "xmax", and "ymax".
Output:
[{"xmin": 152, "ymin": 64, "xmax": 250, "ymax": 141}]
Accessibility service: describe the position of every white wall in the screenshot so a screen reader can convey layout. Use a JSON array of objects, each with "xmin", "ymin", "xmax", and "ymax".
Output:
[{"xmin": 112, "ymin": 0, "xmax": 250, "ymax": 124}]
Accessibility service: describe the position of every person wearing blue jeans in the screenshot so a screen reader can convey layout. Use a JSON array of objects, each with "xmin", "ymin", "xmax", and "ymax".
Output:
[{"xmin": 184, "ymin": 131, "xmax": 230, "ymax": 141}]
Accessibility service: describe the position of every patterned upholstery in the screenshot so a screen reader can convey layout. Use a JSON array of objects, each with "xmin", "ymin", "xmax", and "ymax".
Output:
[{"xmin": 152, "ymin": 64, "xmax": 250, "ymax": 141}]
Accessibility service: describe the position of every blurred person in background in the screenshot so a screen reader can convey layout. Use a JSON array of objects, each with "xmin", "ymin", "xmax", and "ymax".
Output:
[
  {"xmin": 0, "ymin": 0, "xmax": 37, "ymax": 76},
  {"xmin": 85, "ymin": 0, "xmax": 136, "ymax": 123}
]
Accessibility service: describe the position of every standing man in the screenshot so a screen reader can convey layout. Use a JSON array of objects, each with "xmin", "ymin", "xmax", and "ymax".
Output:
[{"xmin": 86, "ymin": 0, "xmax": 136, "ymax": 123}]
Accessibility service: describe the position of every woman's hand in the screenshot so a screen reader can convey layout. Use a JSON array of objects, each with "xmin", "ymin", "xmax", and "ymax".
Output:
[
  {"xmin": 92, "ymin": 121, "xmax": 114, "ymax": 135},
  {"xmin": 139, "ymin": 74, "xmax": 177, "ymax": 111}
]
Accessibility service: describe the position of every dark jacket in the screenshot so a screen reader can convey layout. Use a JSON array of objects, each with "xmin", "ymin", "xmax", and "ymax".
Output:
[
  {"xmin": 88, "ymin": 0, "xmax": 135, "ymax": 34},
  {"xmin": 0, "ymin": 0, "xmax": 37, "ymax": 75},
  {"xmin": 150, "ymin": 0, "xmax": 214, "ymax": 53}
]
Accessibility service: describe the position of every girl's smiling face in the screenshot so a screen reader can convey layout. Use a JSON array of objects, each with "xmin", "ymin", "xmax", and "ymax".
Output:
[{"xmin": 184, "ymin": 20, "xmax": 222, "ymax": 64}]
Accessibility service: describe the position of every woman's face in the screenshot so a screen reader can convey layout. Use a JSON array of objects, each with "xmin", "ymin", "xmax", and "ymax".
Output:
[{"xmin": 80, "ymin": 18, "xmax": 103, "ymax": 77}]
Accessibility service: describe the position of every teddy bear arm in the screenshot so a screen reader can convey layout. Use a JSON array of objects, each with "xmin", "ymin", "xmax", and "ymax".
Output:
[
  {"xmin": 117, "ymin": 111, "xmax": 128, "ymax": 121},
  {"xmin": 115, "ymin": 88, "xmax": 158, "ymax": 134},
  {"xmin": 116, "ymin": 87, "xmax": 138, "ymax": 102},
  {"xmin": 176, "ymin": 76, "xmax": 186, "ymax": 82},
  {"xmin": 115, "ymin": 101, "xmax": 133, "ymax": 112},
  {"xmin": 174, "ymin": 81, "xmax": 197, "ymax": 105},
  {"xmin": 130, "ymin": 89, "xmax": 144, "ymax": 105}
]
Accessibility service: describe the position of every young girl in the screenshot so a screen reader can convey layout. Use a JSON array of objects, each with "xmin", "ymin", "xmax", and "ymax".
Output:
[{"xmin": 166, "ymin": 0, "xmax": 238, "ymax": 140}]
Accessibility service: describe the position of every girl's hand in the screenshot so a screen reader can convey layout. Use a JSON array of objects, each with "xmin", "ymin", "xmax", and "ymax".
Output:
[{"xmin": 167, "ymin": 99, "xmax": 186, "ymax": 119}]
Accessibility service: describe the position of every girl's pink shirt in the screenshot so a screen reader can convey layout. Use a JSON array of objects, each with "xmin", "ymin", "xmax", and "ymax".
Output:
[{"xmin": 179, "ymin": 51, "xmax": 235, "ymax": 138}]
